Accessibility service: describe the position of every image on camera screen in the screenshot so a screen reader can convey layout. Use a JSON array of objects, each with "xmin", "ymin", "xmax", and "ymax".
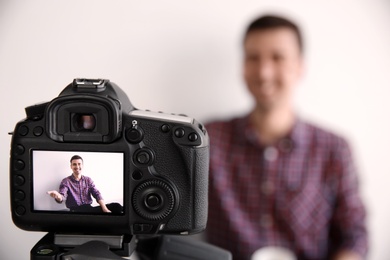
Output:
[{"xmin": 32, "ymin": 150, "xmax": 124, "ymax": 214}]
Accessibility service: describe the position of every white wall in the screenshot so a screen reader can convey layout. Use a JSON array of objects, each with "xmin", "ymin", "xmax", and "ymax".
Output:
[{"xmin": 1, "ymin": 0, "xmax": 389, "ymax": 259}]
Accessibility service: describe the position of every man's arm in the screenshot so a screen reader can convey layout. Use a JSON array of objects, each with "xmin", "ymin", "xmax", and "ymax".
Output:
[
  {"xmin": 98, "ymin": 199, "xmax": 111, "ymax": 213},
  {"xmin": 47, "ymin": 190, "xmax": 64, "ymax": 203},
  {"xmin": 85, "ymin": 177, "xmax": 110, "ymax": 213},
  {"xmin": 48, "ymin": 178, "xmax": 69, "ymax": 203},
  {"xmin": 329, "ymin": 138, "xmax": 368, "ymax": 259}
]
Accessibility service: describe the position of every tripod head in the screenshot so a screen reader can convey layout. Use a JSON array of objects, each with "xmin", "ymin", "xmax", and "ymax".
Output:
[{"xmin": 31, "ymin": 232, "xmax": 231, "ymax": 260}]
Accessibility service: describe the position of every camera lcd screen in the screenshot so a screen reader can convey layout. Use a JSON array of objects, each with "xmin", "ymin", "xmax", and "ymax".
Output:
[{"xmin": 32, "ymin": 150, "xmax": 124, "ymax": 214}]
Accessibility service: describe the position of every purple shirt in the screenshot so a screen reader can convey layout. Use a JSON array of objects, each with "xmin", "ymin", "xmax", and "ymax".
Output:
[
  {"xmin": 59, "ymin": 174, "xmax": 103, "ymax": 209},
  {"xmin": 205, "ymin": 115, "xmax": 368, "ymax": 260}
]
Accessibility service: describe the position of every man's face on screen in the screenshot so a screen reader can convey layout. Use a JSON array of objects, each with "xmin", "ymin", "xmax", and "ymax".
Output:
[{"xmin": 70, "ymin": 159, "xmax": 83, "ymax": 176}]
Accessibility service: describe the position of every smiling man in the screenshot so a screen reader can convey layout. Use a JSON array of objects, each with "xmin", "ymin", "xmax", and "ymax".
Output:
[
  {"xmin": 47, "ymin": 155, "xmax": 122, "ymax": 213},
  {"xmin": 205, "ymin": 15, "xmax": 368, "ymax": 260}
]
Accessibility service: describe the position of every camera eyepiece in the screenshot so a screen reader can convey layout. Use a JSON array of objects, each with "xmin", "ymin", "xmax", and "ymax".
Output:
[
  {"xmin": 45, "ymin": 79, "xmax": 131, "ymax": 143},
  {"xmin": 73, "ymin": 114, "xmax": 96, "ymax": 131}
]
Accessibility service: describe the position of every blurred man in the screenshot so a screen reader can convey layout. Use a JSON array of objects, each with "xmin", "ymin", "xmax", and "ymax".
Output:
[
  {"xmin": 47, "ymin": 155, "xmax": 122, "ymax": 213},
  {"xmin": 205, "ymin": 15, "xmax": 367, "ymax": 260}
]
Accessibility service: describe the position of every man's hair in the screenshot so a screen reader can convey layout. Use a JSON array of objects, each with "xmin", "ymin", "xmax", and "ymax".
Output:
[
  {"xmin": 70, "ymin": 155, "xmax": 83, "ymax": 163},
  {"xmin": 244, "ymin": 14, "xmax": 304, "ymax": 53}
]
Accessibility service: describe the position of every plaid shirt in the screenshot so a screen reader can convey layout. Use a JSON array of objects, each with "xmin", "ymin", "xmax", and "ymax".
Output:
[
  {"xmin": 59, "ymin": 175, "xmax": 103, "ymax": 209},
  {"xmin": 205, "ymin": 115, "xmax": 367, "ymax": 260}
]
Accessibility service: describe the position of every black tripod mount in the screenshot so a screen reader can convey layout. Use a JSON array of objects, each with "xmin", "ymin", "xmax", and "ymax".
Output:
[{"xmin": 30, "ymin": 232, "xmax": 232, "ymax": 260}]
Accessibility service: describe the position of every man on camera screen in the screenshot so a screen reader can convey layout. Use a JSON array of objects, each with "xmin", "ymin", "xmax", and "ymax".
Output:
[{"xmin": 47, "ymin": 155, "xmax": 122, "ymax": 214}]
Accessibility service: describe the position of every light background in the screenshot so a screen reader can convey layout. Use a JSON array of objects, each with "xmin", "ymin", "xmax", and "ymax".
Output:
[{"xmin": 0, "ymin": 0, "xmax": 389, "ymax": 259}]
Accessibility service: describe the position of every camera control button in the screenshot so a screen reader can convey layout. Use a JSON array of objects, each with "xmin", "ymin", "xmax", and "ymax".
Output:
[
  {"xmin": 15, "ymin": 190, "xmax": 25, "ymax": 201},
  {"xmin": 174, "ymin": 128, "xmax": 185, "ymax": 138},
  {"xmin": 134, "ymin": 148, "xmax": 155, "ymax": 165},
  {"xmin": 14, "ymin": 160, "xmax": 25, "ymax": 171},
  {"xmin": 133, "ymin": 180, "xmax": 175, "ymax": 221},
  {"xmin": 132, "ymin": 170, "xmax": 143, "ymax": 180},
  {"xmin": 137, "ymin": 152, "xmax": 150, "ymax": 164},
  {"xmin": 126, "ymin": 128, "xmax": 144, "ymax": 144},
  {"xmin": 18, "ymin": 125, "xmax": 29, "ymax": 136},
  {"xmin": 33, "ymin": 126, "xmax": 44, "ymax": 136},
  {"xmin": 161, "ymin": 124, "xmax": 171, "ymax": 133},
  {"xmin": 14, "ymin": 175, "xmax": 25, "ymax": 186},
  {"xmin": 145, "ymin": 194, "xmax": 162, "ymax": 211},
  {"xmin": 14, "ymin": 144, "xmax": 25, "ymax": 155},
  {"xmin": 15, "ymin": 206, "xmax": 26, "ymax": 216},
  {"xmin": 134, "ymin": 224, "xmax": 153, "ymax": 233},
  {"xmin": 188, "ymin": 132, "xmax": 199, "ymax": 142}
]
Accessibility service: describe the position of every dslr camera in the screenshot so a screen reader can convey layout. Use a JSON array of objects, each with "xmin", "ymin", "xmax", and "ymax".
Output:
[{"xmin": 10, "ymin": 78, "xmax": 209, "ymax": 238}]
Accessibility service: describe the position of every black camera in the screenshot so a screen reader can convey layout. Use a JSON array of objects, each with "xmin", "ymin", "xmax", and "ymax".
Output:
[{"xmin": 10, "ymin": 78, "xmax": 209, "ymax": 236}]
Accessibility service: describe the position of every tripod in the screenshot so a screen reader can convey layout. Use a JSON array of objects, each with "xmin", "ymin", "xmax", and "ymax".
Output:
[{"xmin": 30, "ymin": 232, "xmax": 231, "ymax": 260}]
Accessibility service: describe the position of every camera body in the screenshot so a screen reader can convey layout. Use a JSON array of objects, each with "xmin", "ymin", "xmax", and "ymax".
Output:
[{"xmin": 10, "ymin": 79, "xmax": 209, "ymax": 235}]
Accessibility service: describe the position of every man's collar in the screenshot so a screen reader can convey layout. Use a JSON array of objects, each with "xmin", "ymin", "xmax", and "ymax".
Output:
[
  {"xmin": 241, "ymin": 114, "xmax": 307, "ymax": 152},
  {"xmin": 70, "ymin": 174, "xmax": 83, "ymax": 181}
]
